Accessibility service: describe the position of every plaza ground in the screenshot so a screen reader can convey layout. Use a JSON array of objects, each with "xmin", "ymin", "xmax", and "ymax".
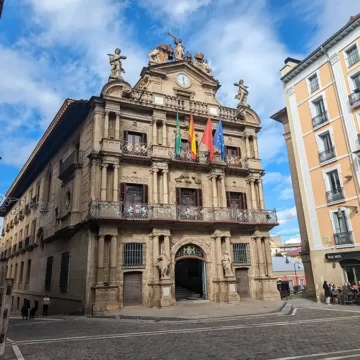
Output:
[{"xmin": 5, "ymin": 298, "xmax": 360, "ymax": 360}]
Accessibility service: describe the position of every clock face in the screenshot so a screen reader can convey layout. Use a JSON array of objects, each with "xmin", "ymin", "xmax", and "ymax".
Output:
[{"xmin": 176, "ymin": 73, "xmax": 191, "ymax": 87}]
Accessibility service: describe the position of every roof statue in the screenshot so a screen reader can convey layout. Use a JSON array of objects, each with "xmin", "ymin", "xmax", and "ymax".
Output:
[
  {"xmin": 184, "ymin": 51, "xmax": 192, "ymax": 62},
  {"xmin": 107, "ymin": 48, "xmax": 127, "ymax": 80},
  {"xmin": 168, "ymin": 32, "xmax": 185, "ymax": 60},
  {"xmin": 193, "ymin": 52, "xmax": 212, "ymax": 76},
  {"xmin": 148, "ymin": 43, "xmax": 174, "ymax": 64},
  {"xmin": 234, "ymin": 79, "xmax": 249, "ymax": 107}
]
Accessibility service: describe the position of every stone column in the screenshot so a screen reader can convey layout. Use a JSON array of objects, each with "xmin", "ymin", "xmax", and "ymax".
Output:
[
  {"xmin": 110, "ymin": 236, "xmax": 117, "ymax": 284},
  {"xmin": 216, "ymin": 236, "xmax": 222, "ymax": 279},
  {"xmin": 152, "ymin": 120, "xmax": 157, "ymax": 145},
  {"xmin": 112, "ymin": 165, "xmax": 119, "ymax": 201},
  {"xmin": 219, "ymin": 175, "xmax": 226, "ymax": 207},
  {"xmin": 212, "ymin": 175, "xmax": 218, "ymax": 207},
  {"xmin": 100, "ymin": 164, "xmax": 108, "ymax": 201},
  {"xmin": 163, "ymin": 170, "xmax": 169, "ymax": 204},
  {"xmin": 153, "ymin": 235, "xmax": 159, "ymax": 281},
  {"xmin": 97, "ymin": 235, "xmax": 105, "ymax": 285},
  {"xmin": 264, "ymin": 237, "xmax": 273, "ymax": 276},
  {"xmin": 257, "ymin": 179, "xmax": 265, "ymax": 210},
  {"xmin": 115, "ymin": 112, "xmax": 120, "ymax": 140},
  {"xmin": 250, "ymin": 179, "xmax": 257, "ymax": 210},
  {"xmin": 90, "ymin": 158, "xmax": 96, "ymax": 200},
  {"xmin": 162, "ymin": 121, "xmax": 167, "ymax": 146},
  {"xmin": 256, "ymin": 237, "xmax": 265, "ymax": 277},
  {"xmin": 152, "ymin": 169, "xmax": 158, "ymax": 203},
  {"xmin": 104, "ymin": 111, "xmax": 109, "ymax": 138},
  {"xmin": 245, "ymin": 134, "xmax": 250, "ymax": 158},
  {"xmin": 253, "ymin": 136, "xmax": 259, "ymax": 158}
]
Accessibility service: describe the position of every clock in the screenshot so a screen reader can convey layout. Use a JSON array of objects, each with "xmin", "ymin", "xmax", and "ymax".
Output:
[{"xmin": 176, "ymin": 73, "xmax": 191, "ymax": 88}]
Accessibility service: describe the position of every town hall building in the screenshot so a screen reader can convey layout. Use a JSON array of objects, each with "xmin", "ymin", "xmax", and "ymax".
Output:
[{"xmin": 0, "ymin": 38, "xmax": 279, "ymax": 313}]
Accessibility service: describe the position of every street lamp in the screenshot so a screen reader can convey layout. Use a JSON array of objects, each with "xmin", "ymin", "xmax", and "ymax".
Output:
[{"xmin": 285, "ymin": 257, "xmax": 302, "ymax": 287}]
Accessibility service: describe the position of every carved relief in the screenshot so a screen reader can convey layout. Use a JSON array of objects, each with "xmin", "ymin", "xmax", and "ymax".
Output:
[
  {"xmin": 174, "ymin": 175, "xmax": 202, "ymax": 186},
  {"xmin": 225, "ymin": 185, "xmax": 246, "ymax": 193},
  {"xmin": 119, "ymin": 176, "xmax": 149, "ymax": 184}
]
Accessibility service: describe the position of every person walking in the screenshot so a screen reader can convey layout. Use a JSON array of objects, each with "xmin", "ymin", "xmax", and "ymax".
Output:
[
  {"xmin": 21, "ymin": 299, "xmax": 30, "ymax": 320},
  {"xmin": 323, "ymin": 281, "xmax": 331, "ymax": 305},
  {"xmin": 42, "ymin": 294, "xmax": 50, "ymax": 317}
]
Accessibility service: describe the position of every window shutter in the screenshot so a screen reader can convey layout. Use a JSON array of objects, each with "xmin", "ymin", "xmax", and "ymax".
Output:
[
  {"xmin": 237, "ymin": 147, "xmax": 241, "ymax": 157},
  {"xmin": 242, "ymin": 193, "xmax": 248, "ymax": 210},
  {"xmin": 176, "ymin": 188, "xmax": 181, "ymax": 205},
  {"xmin": 196, "ymin": 189, "xmax": 203, "ymax": 207},
  {"xmin": 123, "ymin": 131, "xmax": 128, "ymax": 141},
  {"xmin": 142, "ymin": 133, "xmax": 147, "ymax": 144},
  {"xmin": 143, "ymin": 184, "xmax": 148, "ymax": 203},
  {"xmin": 226, "ymin": 192, "xmax": 231, "ymax": 208},
  {"xmin": 120, "ymin": 183, "xmax": 126, "ymax": 202}
]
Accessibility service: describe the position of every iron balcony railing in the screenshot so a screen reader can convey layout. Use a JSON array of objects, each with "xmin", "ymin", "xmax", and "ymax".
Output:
[
  {"xmin": 88, "ymin": 201, "xmax": 278, "ymax": 224},
  {"xmin": 318, "ymin": 147, "xmax": 336, "ymax": 163},
  {"xmin": 347, "ymin": 51, "xmax": 360, "ymax": 67},
  {"xmin": 225, "ymin": 156, "xmax": 249, "ymax": 169},
  {"xmin": 326, "ymin": 187, "xmax": 345, "ymax": 203},
  {"xmin": 59, "ymin": 150, "xmax": 83, "ymax": 180},
  {"xmin": 312, "ymin": 111, "xmax": 328, "ymax": 128},
  {"xmin": 309, "ymin": 78, "xmax": 320, "ymax": 92},
  {"xmin": 334, "ymin": 231, "xmax": 353, "ymax": 246},
  {"xmin": 122, "ymin": 141, "xmax": 150, "ymax": 157},
  {"xmin": 349, "ymin": 91, "xmax": 360, "ymax": 108},
  {"xmin": 169, "ymin": 149, "xmax": 210, "ymax": 164}
]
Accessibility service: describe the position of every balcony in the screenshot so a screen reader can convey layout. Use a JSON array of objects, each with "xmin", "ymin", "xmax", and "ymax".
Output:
[
  {"xmin": 24, "ymin": 236, "xmax": 34, "ymax": 248},
  {"xmin": 24, "ymin": 203, "xmax": 31, "ymax": 215},
  {"xmin": 347, "ymin": 51, "xmax": 360, "ymax": 67},
  {"xmin": 334, "ymin": 231, "xmax": 353, "ymax": 247},
  {"xmin": 312, "ymin": 111, "xmax": 328, "ymax": 128},
  {"xmin": 58, "ymin": 150, "xmax": 83, "ymax": 181},
  {"xmin": 88, "ymin": 201, "xmax": 278, "ymax": 225},
  {"xmin": 121, "ymin": 141, "xmax": 150, "ymax": 157},
  {"xmin": 169, "ymin": 149, "xmax": 209, "ymax": 165},
  {"xmin": 309, "ymin": 78, "xmax": 319, "ymax": 93},
  {"xmin": 349, "ymin": 91, "xmax": 360, "ymax": 109},
  {"xmin": 226, "ymin": 156, "xmax": 249, "ymax": 170},
  {"xmin": 326, "ymin": 187, "xmax": 345, "ymax": 204},
  {"xmin": 318, "ymin": 147, "xmax": 336, "ymax": 164},
  {"xmin": 18, "ymin": 240, "xmax": 23, "ymax": 250}
]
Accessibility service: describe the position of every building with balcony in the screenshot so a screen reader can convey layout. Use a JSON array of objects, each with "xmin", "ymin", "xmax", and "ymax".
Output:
[
  {"xmin": 271, "ymin": 14, "xmax": 360, "ymax": 301},
  {"xmin": 0, "ymin": 41, "xmax": 279, "ymax": 314}
]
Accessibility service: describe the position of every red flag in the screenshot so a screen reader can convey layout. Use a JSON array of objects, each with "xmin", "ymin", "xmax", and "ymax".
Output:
[{"xmin": 201, "ymin": 118, "xmax": 214, "ymax": 161}]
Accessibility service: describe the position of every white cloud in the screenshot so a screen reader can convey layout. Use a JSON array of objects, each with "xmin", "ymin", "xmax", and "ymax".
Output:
[
  {"xmin": 285, "ymin": 236, "xmax": 301, "ymax": 244},
  {"xmin": 277, "ymin": 206, "xmax": 297, "ymax": 225},
  {"xmin": 263, "ymin": 172, "xmax": 291, "ymax": 185},
  {"xmin": 263, "ymin": 172, "xmax": 294, "ymax": 200},
  {"xmin": 0, "ymin": 218, "xmax": 3, "ymax": 232},
  {"xmin": 279, "ymin": 188, "xmax": 294, "ymax": 201}
]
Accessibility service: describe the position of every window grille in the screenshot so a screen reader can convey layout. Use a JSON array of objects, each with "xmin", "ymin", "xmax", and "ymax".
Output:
[
  {"xmin": 123, "ymin": 243, "xmax": 145, "ymax": 268},
  {"xmin": 232, "ymin": 243, "xmax": 250, "ymax": 264}
]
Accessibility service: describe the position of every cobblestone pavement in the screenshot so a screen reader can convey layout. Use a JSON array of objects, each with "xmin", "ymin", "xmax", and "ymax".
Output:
[{"xmin": 5, "ymin": 306, "xmax": 360, "ymax": 360}]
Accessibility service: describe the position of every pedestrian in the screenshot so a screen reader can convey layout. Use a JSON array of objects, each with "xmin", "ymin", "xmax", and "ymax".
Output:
[
  {"xmin": 21, "ymin": 299, "xmax": 30, "ymax": 320},
  {"xmin": 323, "ymin": 281, "xmax": 331, "ymax": 305},
  {"xmin": 42, "ymin": 294, "xmax": 50, "ymax": 317}
]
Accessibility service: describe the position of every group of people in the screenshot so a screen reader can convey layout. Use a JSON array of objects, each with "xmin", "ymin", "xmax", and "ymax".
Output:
[
  {"xmin": 323, "ymin": 281, "xmax": 360, "ymax": 305},
  {"xmin": 21, "ymin": 295, "xmax": 50, "ymax": 319}
]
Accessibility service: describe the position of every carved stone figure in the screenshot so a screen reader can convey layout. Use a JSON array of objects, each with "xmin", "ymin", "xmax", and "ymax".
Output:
[
  {"xmin": 222, "ymin": 251, "xmax": 234, "ymax": 277},
  {"xmin": 234, "ymin": 79, "xmax": 249, "ymax": 107},
  {"xmin": 148, "ymin": 44, "xmax": 174, "ymax": 64},
  {"xmin": 168, "ymin": 33, "xmax": 185, "ymax": 60},
  {"xmin": 202, "ymin": 59, "xmax": 212, "ymax": 76},
  {"xmin": 184, "ymin": 52, "xmax": 192, "ymax": 62},
  {"xmin": 107, "ymin": 48, "xmax": 127, "ymax": 79},
  {"xmin": 193, "ymin": 52, "xmax": 212, "ymax": 76},
  {"xmin": 157, "ymin": 252, "xmax": 170, "ymax": 279}
]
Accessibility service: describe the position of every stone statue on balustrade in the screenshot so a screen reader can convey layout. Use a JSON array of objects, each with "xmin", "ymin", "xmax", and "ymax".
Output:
[
  {"xmin": 222, "ymin": 251, "xmax": 234, "ymax": 277},
  {"xmin": 157, "ymin": 252, "xmax": 170, "ymax": 279},
  {"xmin": 193, "ymin": 52, "xmax": 212, "ymax": 76},
  {"xmin": 168, "ymin": 33, "xmax": 185, "ymax": 60},
  {"xmin": 148, "ymin": 44, "xmax": 174, "ymax": 64},
  {"xmin": 108, "ymin": 48, "xmax": 127, "ymax": 79},
  {"xmin": 234, "ymin": 79, "xmax": 249, "ymax": 107}
]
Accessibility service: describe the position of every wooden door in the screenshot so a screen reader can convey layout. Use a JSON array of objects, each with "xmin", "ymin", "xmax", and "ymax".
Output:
[
  {"xmin": 236, "ymin": 268, "xmax": 250, "ymax": 298},
  {"xmin": 123, "ymin": 272, "xmax": 142, "ymax": 306}
]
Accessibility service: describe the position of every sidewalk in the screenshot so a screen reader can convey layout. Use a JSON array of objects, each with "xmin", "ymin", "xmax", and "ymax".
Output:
[{"xmin": 93, "ymin": 299, "xmax": 284, "ymax": 320}]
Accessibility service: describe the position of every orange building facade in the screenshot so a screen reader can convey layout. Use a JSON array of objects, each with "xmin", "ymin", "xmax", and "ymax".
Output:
[{"xmin": 272, "ymin": 15, "xmax": 360, "ymax": 300}]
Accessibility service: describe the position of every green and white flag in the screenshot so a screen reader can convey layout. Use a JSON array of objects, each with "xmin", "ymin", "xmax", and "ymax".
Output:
[{"xmin": 175, "ymin": 112, "xmax": 182, "ymax": 156}]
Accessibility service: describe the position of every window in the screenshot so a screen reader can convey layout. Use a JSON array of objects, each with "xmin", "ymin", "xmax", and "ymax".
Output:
[
  {"xmin": 351, "ymin": 73, "xmax": 360, "ymax": 91},
  {"xmin": 318, "ymin": 131, "xmax": 335, "ymax": 163},
  {"xmin": 308, "ymin": 74, "xmax": 319, "ymax": 92},
  {"xmin": 25, "ymin": 259, "xmax": 31, "ymax": 290},
  {"xmin": 226, "ymin": 192, "xmax": 247, "ymax": 210},
  {"xmin": 35, "ymin": 182, "xmax": 41, "ymax": 202},
  {"xmin": 226, "ymin": 146, "xmax": 241, "ymax": 165},
  {"xmin": 19, "ymin": 261, "xmax": 24, "ymax": 289},
  {"xmin": 120, "ymin": 183, "xmax": 148, "ymax": 203},
  {"xmin": 60, "ymin": 252, "xmax": 70, "ymax": 292},
  {"xmin": 45, "ymin": 256, "xmax": 53, "ymax": 291},
  {"xmin": 332, "ymin": 210, "xmax": 352, "ymax": 246},
  {"xmin": 123, "ymin": 243, "xmax": 145, "ymax": 268},
  {"xmin": 346, "ymin": 45, "xmax": 360, "ymax": 67},
  {"xmin": 14, "ymin": 263, "xmax": 18, "ymax": 287},
  {"xmin": 326, "ymin": 170, "xmax": 344, "ymax": 203},
  {"xmin": 43, "ymin": 165, "xmax": 52, "ymax": 203},
  {"xmin": 233, "ymin": 243, "xmax": 250, "ymax": 264},
  {"xmin": 176, "ymin": 188, "xmax": 203, "ymax": 220},
  {"xmin": 25, "ymin": 225, "xmax": 29, "ymax": 238},
  {"xmin": 123, "ymin": 132, "xmax": 148, "ymax": 155},
  {"xmin": 313, "ymin": 98, "xmax": 326, "ymax": 115}
]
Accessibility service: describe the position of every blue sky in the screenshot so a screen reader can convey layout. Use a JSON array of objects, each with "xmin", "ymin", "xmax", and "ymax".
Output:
[{"xmin": 0, "ymin": 0, "xmax": 359, "ymax": 242}]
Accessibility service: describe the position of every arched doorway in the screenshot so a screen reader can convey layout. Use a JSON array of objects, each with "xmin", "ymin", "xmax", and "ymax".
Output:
[{"xmin": 174, "ymin": 244, "xmax": 207, "ymax": 301}]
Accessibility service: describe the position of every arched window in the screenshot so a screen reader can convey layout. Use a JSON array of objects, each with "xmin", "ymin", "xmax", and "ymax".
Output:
[{"xmin": 43, "ymin": 165, "xmax": 53, "ymax": 203}]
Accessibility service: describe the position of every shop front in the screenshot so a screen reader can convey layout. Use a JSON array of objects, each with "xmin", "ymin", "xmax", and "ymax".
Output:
[{"xmin": 325, "ymin": 251, "xmax": 360, "ymax": 284}]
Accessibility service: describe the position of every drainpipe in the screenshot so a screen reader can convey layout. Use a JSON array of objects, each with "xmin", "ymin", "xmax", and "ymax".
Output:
[{"xmin": 320, "ymin": 46, "xmax": 360, "ymax": 210}]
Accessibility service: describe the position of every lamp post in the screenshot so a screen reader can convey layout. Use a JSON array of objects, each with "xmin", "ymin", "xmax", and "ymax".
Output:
[{"xmin": 285, "ymin": 257, "xmax": 301, "ymax": 287}]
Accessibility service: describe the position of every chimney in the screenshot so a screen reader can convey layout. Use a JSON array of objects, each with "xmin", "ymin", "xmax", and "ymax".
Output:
[{"xmin": 280, "ymin": 57, "xmax": 301, "ymax": 77}]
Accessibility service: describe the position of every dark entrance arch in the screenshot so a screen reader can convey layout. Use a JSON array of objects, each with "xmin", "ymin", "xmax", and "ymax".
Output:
[{"xmin": 174, "ymin": 245, "xmax": 207, "ymax": 301}]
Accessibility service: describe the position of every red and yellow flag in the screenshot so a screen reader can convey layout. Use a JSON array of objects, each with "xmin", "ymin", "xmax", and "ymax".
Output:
[{"xmin": 188, "ymin": 113, "xmax": 197, "ymax": 160}]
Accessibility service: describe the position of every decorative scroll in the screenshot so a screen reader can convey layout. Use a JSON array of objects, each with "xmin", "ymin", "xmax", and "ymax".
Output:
[{"xmin": 175, "ymin": 244, "xmax": 204, "ymax": 260}]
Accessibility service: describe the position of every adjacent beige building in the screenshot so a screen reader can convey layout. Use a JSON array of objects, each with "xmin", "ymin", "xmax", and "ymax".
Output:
[
  {"xmin": 0, "ymin": 42, "xmax": 279, "ymax": 314},
  {"xmin": 272, "ymin": 15, "xmax": 360, "ymax": 300}
]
